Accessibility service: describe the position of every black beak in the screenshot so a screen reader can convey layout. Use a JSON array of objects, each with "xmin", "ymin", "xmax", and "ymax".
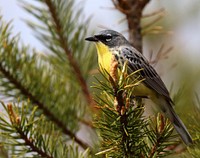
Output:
[{"xmin": 85, "ymin": 36, "xmax": 98, "ymax": 42}]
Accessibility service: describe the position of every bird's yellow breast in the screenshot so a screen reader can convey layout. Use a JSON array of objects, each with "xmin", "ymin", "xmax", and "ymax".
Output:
[
  {"xmin": 95, "ymin": 42, "xmax": 113, "ymax": 73},
  {"xmin": 94, "ymin": 42, "xmax": 155, "ymax": 98}
]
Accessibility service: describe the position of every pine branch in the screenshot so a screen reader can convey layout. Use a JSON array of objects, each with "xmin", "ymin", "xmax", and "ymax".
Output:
[
  {"xmin": 22, "ymin": 0, "xmax": 94, "ymax": 108},
  {"xmin": 93, "ymin": 56, "xmax": 180, "ymax": 157},
  {"xmin": 1, "ymin": 103, "xmax": 54, "ymax": 158},
  {"xmin": 15, "ymin": 126, "xmax": 53, "ymax": 158},
  {"xmin": 146, "ymin": 113, "xmax": 178, "ymax": 158},
  {"xmin": 0, "ymin": 16, "xmax": 89, "ymax": 150},
  {"xmin": 0, "ymin": 50, "xmax": 88, "ymax": 149},
  {"xmin": 0, "ymin": 102, "xmax": 91, "ymax": 158},
  {"xmin": 109, "ymin": 57, "xmax": 130, "ymax": 157},
  {"xmin": 0, "ymin": 49, "xmax": 89, "ymax": 151},
  {"xmin": 43, "ymin": 0, "xmax": 93, "ymax": 106},
  {"xmin": 94, "ymin": 56, "xmax": 149, "ymax": 157}
]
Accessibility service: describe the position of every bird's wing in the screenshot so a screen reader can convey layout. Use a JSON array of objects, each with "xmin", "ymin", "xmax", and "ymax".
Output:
[{"xmin": 119, "ymin": 46, "xmax": 172, "ymax": 101}]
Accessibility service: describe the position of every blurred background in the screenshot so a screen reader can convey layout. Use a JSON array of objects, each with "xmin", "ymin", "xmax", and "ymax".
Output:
[{"xmin": 1, "ymin": 0, "xmax": 200, "ymax": 116}]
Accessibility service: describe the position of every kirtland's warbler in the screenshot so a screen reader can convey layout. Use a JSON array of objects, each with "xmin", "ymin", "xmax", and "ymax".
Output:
[{"xmin": 85, "ymin": 30, "xmax": 193, "ymax": 145}]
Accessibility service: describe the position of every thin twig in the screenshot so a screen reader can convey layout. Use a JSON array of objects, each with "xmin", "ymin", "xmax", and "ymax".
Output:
[
  {"xmin": 143, "ymin": 8, "xmax": 165, "ymax": 18},
  {"xmin": 148, "ymin": 114, "xmax": 165, "ymax": 158},
  {"xmin": 7, "ymin": 104, "xmax": 53, "ymax": 158},
  {"xmin": 148, "ymin": 141, "xmax": 159, "ymax": 158},
  {"xmin": 17, "ymin": 127, "xmax": 53, "ymax": 158},
  {"xmin": 142, "ymin": 14, "xmax": 165, "ymax": 30},
  {"xmin": 149, "ymin": 44, "xmax": 173, "ymax": 66}
]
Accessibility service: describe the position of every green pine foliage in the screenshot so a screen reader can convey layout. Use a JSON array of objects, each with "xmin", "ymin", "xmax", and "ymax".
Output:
[
  {"xmin": 0, "ymin": 0, "xmax": 199, "ymax": 157},
  {"xmin": 93, "ymin": 62, "xmax": 178, "ymax": 158},
  {"xmin": 0, "ymin": 0, "xmax": 96, "ymax": 157},
  {"xmin": 0, "ymin": 101, "xmax": 91, "ymax": 158}
]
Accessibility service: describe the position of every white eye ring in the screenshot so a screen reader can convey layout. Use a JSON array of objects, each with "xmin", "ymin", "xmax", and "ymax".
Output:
[{"xmin": 105, "ymin": 34, "xmax": 112, "ymax": 42}]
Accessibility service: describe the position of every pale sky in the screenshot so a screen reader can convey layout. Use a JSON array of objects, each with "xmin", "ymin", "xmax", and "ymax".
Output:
[{"xmin": 0, "ymin": 0, "xmax": 200, "ymax": 63}]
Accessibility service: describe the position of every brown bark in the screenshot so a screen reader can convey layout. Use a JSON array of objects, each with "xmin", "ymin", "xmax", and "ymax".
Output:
[{"xmin": 112, "ymin": 0, "xmax": 150, "ymax": 52}]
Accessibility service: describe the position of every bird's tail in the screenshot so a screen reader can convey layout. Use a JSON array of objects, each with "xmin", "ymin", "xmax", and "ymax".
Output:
[{"xmin": 162, "ymin": 100, "xmax": 193, "ymax": 145}]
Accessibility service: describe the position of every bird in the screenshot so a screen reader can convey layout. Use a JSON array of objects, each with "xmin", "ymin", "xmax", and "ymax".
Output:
[{"xmin": 85, "ymin": 29, "xmax": 193, "ymax": 145}]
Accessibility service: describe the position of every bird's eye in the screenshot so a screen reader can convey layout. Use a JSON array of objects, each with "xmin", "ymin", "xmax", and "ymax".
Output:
[{"xmin": 105, "ymin": 34, "xmax": 112, "ymax": 42}]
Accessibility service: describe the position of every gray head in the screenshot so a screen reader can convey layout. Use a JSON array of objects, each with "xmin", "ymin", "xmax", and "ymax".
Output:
[{"xmin": 85, "ymin": 30, "xmax": 129, "ymax": 48}]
